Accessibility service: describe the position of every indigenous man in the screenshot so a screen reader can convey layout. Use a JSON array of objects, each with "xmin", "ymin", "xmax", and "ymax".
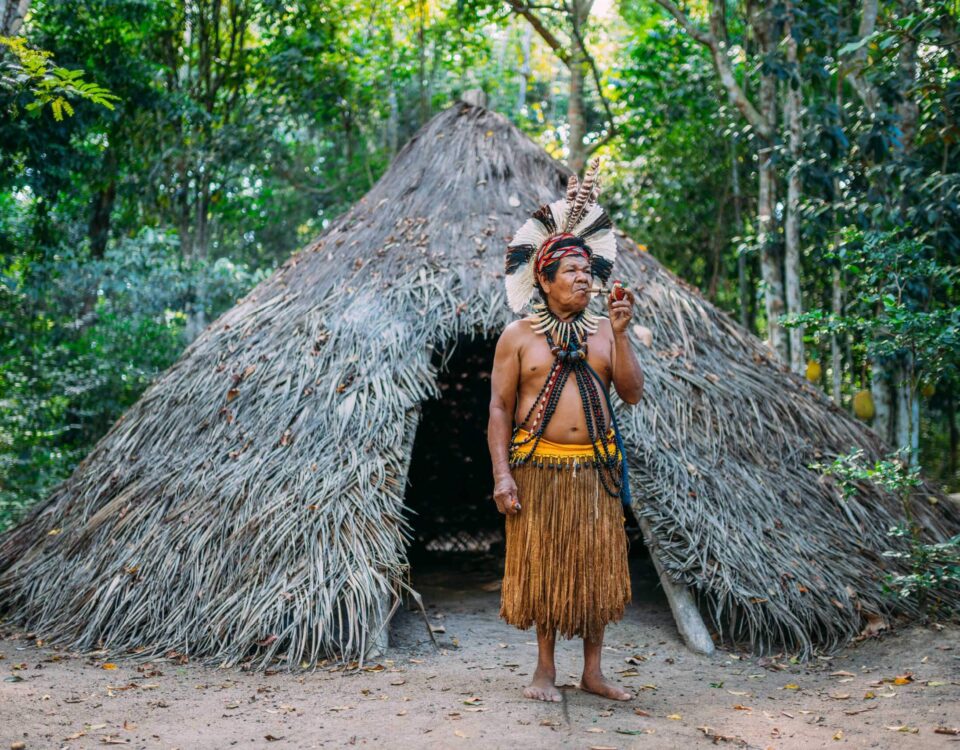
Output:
[{"xmin": 488, "ymin": 159, "xmax": 644, "ymax": 703}]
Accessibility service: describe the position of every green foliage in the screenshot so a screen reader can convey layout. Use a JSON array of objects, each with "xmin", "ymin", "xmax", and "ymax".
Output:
[
  {"xmin": 0, "ymin": 229, "xmax": 266, "ymax": 531},
  {"xmin": 0, "ymin": 35, "xmax": 119, "ymax": 119},
  {"xmin": 784, "ymin": 228, "xmax": 960, "ymax": 393},
  {"xmin": 811, "ymin": 447, "xmax": 960, "ymax": 614}
]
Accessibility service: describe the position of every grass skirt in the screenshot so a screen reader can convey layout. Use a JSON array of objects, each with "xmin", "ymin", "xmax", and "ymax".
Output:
[{"xmin": 499, "ymin": 436, "xmax": 631, "ymax": 642}]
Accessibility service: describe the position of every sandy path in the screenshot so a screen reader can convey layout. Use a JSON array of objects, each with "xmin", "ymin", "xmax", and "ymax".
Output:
[{"xmin": 1, "ymin": 556, "xmax": 957, "ymax": 749}]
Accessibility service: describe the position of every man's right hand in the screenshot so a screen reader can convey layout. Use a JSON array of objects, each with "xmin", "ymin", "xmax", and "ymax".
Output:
[{"xmin": 493, "ymin": 474, "xmax": 521, "ymax": 515}]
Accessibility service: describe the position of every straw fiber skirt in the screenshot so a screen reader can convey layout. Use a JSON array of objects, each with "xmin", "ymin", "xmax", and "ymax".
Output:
[{"xmin": 499, "ymin": 458, "xmax": 631, "ymax": 642}]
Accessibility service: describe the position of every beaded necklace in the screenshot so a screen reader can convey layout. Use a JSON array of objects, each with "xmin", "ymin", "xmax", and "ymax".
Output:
[{"xmin": 509, "ymin": 306, "xmax": 624, "ymax": 499}]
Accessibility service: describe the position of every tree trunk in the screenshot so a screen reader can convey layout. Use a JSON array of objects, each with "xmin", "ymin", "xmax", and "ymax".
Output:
[
  {"xmin": 417, "ymin": 0, "xmax": 429, "ymax": 125},
  {"xmin": 0, "ymin": 0, "xmax": 30, "ymax": 35},
  {"xmin": 730, "ymin": 132, "xmax": 749, "ymax": 330},
  {"xmin": 566, "ymin": 0, "xmax": 593, "ymax": 174},
  {"xmin": 87, "ymin": 148, "xmax": 117, "ymax": 260},
  {"xmin": 517, "ymin": 23, "xmax": 533, "ymax": 114},
  {"xmin": 895, "ymin": 358, "xmax": 912, "ymax": 457},
  {"xmin": 947, "ymin": 391, "xmax": 957, "ymax": 478},
  {"xmin": 754, "ymin": 4, "xmax": 786, "ymax": 361},
  {"xmin": 870, "ymin": 354, "xmax": 894, "ymax": 445},
  {"xmin": 387, "ymin": 84, "xmax": 399, "ymax": 155},
  {"xmin": 567, "ymin": 49, "xmax": 588, "ymax": 174},
  {"xmin": 783, "ymin": 3, "xmax": 804, "ymax": 374},
  {"xmin": 830, "ymin": 267, "xmax": 843, "ymax": 404}
]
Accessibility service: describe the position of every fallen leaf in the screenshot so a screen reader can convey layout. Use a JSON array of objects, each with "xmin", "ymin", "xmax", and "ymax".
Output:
[
  {"xmin": 102, "ymin": 663, "xmax": 118, "ymax": 670},
  {"xmin": 727, "ymin": 690, "xmax": 750, "ymax": 697},
  {"xmin": 829, "ymin": 670, "xmax": 855, "ymax": 677},
  {"xmin": 833, "ymin": 730, "xmax": 843, "ymax": 740},
  {"xmin": 863, "ymin": 691, "xmax": 876, "ymax": 699},
  {"xmin": 633, "ymin": 708, "xmax": 651, "ymax": 717},
  {"xmin": 390, "ymin": 678, "xmax": 406, "ymax": 686},
  {"xmin": 667, "ymin": 713, "xmax": 682, "ymax": 720},
  {"xmin": 732, "ymin": 704, "xmax": 752, "ymax": 711},
  {"xmin": 892, "ymin": 674, "xmax": 913, "ymax": 685},
  {"xmin": 586, "ymin": 727, "xmax": 606, "ymax": 733},
  {"xmin": 264, "ymin": 735, "xmax": 285, "ymax": 742},
  {"xmin": 463, "ymin": 697, "xmax": 482, "ymax": 705},
  {"xmin": 934, "ymin": 727, "xmax": 960, "ymax": 736},
  {"xmin": 783, "ymin": 683, "xmax": 800, "ymax": 690},
  {"xmin": 63, "ymin": 732, "xmax": 86, "ymax": 740},
  {"xmin": 843, "ymin": 705, "xmax": 877, "ymax": 716},
  {"xmin": 100, "ymin": 737, "xmax": 128, "ymax": 745},
  {"xmin": 453, "ymin": 730, "xmax": 468, "ymax": 738},
  {"xmin": 829, "ymin": 693, "xmax": 851, "ymax": 700},
  {"xmin": 884, "ymin": 725, "xmax": 919, "ymax": 733},
  {"xmin": 256, "ymin": 634, "xmax": 278, "ymax": 647},
  {"xmin": 429, "ymin": 624, "xmax": 446, "ymax": 634}
]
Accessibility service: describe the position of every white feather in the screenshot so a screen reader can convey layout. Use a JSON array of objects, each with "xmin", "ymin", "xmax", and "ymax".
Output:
[
  {"xmin": 548, "ymin": 198, "xmax": 567, "ymax": 233},
  {"xmin": 508, "ymin": 217, "xmax": 548, "ymax": 248},
  {"xmin": 588, "ymin": 230, "xmax": 617, "ymax": 262},
  {"xmin": 505, "ymin": 260, "xmax": 536, "ymax": 313}
]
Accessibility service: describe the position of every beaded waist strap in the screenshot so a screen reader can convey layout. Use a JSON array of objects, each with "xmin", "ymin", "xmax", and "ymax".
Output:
[{"xmin": 509, "ymin": 427, "xmax": 621, "ymax": 468}]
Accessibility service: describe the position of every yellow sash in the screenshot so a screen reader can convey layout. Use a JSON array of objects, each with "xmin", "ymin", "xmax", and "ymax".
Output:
[{"xmin": 509, "ymin": 427, "xmax": 620, "ymax": 463}]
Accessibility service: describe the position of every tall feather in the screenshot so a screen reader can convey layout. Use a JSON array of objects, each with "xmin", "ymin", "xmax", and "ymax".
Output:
[
  {"xmin": 565, "ymin": 157, "xmax": 600, "ymax": 231},
  {"xmin": 565, "ymin": 174, "xmax": 579, "ymax": 209},
  {"xmin": 591, "ymin": 174, "xmax": 602, "ymax": 203}
]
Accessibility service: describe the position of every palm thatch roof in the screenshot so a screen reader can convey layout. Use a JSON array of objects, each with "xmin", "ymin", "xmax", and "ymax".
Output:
[{"xmin": 1, "ymin": 99, "xmax": 958, "ymax": 669}]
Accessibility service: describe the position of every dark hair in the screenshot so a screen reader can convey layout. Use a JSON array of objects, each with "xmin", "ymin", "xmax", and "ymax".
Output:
[{"xmin": 535, "ymin": 260, "xmax": 560, "ymax": 303}]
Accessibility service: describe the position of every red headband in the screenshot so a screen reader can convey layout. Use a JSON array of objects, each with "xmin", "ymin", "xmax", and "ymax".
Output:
[{"xmin": 534, "ymin": 233, "xmax": 591, "ymax": 277}]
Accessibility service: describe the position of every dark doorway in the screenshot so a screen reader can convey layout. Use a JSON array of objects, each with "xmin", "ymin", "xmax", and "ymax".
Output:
[{"xmin": 404, "ymin": 334, "xmax": 501, "ymax": 560}]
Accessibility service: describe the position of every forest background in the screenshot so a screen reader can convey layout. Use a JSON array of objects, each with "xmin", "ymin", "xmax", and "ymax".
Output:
[{"xmin": 1, "ymin": 0, "xmax": 958, "ymax": 532}]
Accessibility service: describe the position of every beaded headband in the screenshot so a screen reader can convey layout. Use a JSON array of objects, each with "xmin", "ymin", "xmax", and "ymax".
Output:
[{"xmin": 504, "ymin": 158, "xmax": 617, "ymax": 313}]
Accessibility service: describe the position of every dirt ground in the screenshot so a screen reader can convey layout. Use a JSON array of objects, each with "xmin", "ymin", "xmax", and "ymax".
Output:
[{"xmin": 1, "ymin": 551, "xmax": 958, "ymax": 750}]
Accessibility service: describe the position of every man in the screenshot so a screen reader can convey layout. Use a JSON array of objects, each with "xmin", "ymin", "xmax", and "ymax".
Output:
[{"xmin": 488, "ymin": 159, "xmax": 644, "ymax": 703}]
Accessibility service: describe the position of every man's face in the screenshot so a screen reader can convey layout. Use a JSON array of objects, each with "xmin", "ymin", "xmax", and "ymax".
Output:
[{"xmin": 538, "ymin": 254, "xmax": 593, "ymax": 311}]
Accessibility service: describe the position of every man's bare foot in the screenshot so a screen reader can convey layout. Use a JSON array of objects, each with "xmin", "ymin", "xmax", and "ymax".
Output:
[
  {"xmin": 523, "ymin": 665, "xmax": 562, "ymax": 702},
  {"xmin": 579, "ymin": 671, "xmax": 632, "ymax": 701}
]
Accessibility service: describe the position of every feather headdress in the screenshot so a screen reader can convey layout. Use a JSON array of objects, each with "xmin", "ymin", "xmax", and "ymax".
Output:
[{"xmin": 504, "ymin": 158, "xmax": 616, "ymax": 313}]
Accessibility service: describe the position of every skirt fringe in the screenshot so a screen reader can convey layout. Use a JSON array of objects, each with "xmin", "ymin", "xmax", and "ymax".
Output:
[{"xmin": 499, "ymin": 462, "xmax": 631, "ymax": 641}]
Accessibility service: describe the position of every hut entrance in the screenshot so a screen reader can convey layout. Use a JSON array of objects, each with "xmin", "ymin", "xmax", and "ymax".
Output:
[{"xmin": 403, "ymin": 333, "xmax": 659, "ymax": 599}]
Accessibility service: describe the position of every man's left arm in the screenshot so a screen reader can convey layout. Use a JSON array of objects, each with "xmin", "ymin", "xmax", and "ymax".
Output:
[{"xmin": 608, "ymin": 291, "xmax": 644, "ymax": 404}]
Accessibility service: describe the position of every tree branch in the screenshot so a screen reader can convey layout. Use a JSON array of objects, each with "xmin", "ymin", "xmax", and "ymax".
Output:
[
  {"xmin": 840, "ymin": 0, "xmax": 879, "ymax": 113},
  {"xmin": 505, "ymin": 0, "xmax": 570, "ymax": 65},
  {"xmin": 652, "ymin": 0, "xmax": 773, "ymax": 140},
  {"xmin": 565, "ymin": 0, "xmax": 616, "ymax": 139}
]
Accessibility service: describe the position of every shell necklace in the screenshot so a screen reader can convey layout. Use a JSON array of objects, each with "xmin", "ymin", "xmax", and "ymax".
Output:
[{"xmin": 530, "ymin": 302, "xmax": 600, "ymax": 349}]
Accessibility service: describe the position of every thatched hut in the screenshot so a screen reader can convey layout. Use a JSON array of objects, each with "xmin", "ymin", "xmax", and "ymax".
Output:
[{"xmin": 1, "ymin": 97, "xmax": 958, "ymax": 669}]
